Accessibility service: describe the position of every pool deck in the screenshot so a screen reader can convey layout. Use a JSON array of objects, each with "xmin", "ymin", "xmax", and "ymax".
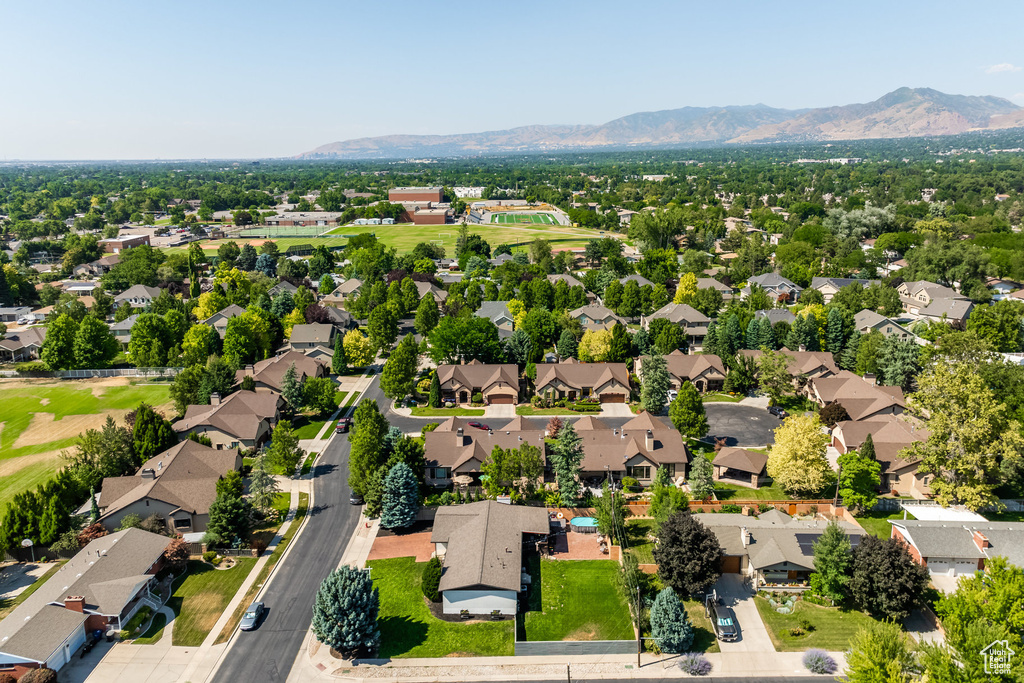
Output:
[{"xmin": 550, "ymin": 530, "xmax": 620, "ymax": 561}]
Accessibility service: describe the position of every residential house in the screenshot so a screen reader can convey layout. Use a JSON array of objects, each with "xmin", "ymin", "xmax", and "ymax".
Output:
[
  {"xmin": 172, "ymin": 389, "xmax": 283, "ymax": 449},
  {"xmin": 986, "ymin": 277, "xmax": 1020, "ymax": 300},
  {"xmin": 917, "ymin": 298, "xmax": 975, "ymax": 329},
  {"xmin": 0, "ymin": 327, "xmax": 46, "ymax": 362},
  {"xmin": 567, "ymin": 304, "xmax": 624, "ymax": 332},
  {"xmin": 534, "ymin": 359, "xmax": 630, "ymax": 403},
  {"xmin": 431, "ymin": 500, "xmax": 550, "ymax": 615},
  {"xmin": 321, "ymin": 305, "xmax": 358, "ymax": 332},
  {"xmin": 806, "ymin": 370, "xmax": 905, "ymax": 421},
  {"xmin": 738, "ymin": 350, "xmax": 840, "ymax": 382},
  {"xmin": 619, "ymin": 274, "xmax": 653, "ymax": 287},
  {"xmin": 854, "ymin": 309, "xmax": 913, "ymax": 341},
  {"xmin": 437, "ymin": 360, "xmax": 519, "ymax": 405},
  {"xmin": 641, "ymin": 303, "xmax": 710, "ymax": 350},
  {"xmin": 713, "ymin": 448, "xmax": 771, "ymax": 488},
  {"xmin": 890, "ymin": 520, "xmax": 1024, "ymax": 578},
  {"xmin": 415, "ymin": 281, "xmax": 449, "ymax": 305},
  {"xmin": 695, "ymin": 277, "xmax": 734, "ymax": 301},
  {"xmin": 574, "ymin": 412, "xmax": 690, "ymax": 484},
  {"xmin": 235, "ymin": 350, "xmax": 329, "ymax": 395},
  {"xmin": 754, "ymin": 309, "xmax": 796, "ymax": 326},
  {"xmin": 636, "ymin": 350, "xmax": 726, "ymax": 393},
  {"xmin": 289, "ymin": 323, "xmax": 336, "ymax": 362},
  {"xmin": 114, "ymin": 284, "xmax": 161, "ymax": 309},
  {"xmin": 488, "ymin": 253, "xmax": 514, "ymax": 267},
  {"xmin": 741, "ymin": 273, "xmax": 802, "ymax": 303},
  {"xmin": 700, "ymin": 510, "xmax": 864, "ymax": 585},
  {"xmin": 96, "ymin": 440, "xmax": 241, "ymax": 534},
  {"xmin": 0, "ymin": 529, "xmax": 170, "ymax": 679},
  {"xmin": 809, "ymin": 277, "xmax": 880, "ymax": 304},
  {"xmin": 474, "ymin": 301, "xmax": 514, "ymax": 339},
  {"xmin": 0, "ymin": 306, "xmax": 31, "ymax": 323},
  {"xmin": 897, "ymin": 280, "xmax": 968, "ymax": 316},
  {"xmin": 200, "ymin": 304, "xmax": 246, "ymax": 338},
  {"xmin": 423, "ymin": 417, "xmax": 546, "ymax": 487},
  {"xmin": 831, "ymin": 416, "xmax": 929, "ymax": 496},
  {"xmin": 109, "ymin": 314, "xmax": 139, "ymax": 347},
  {"xmin": 268, "ymin": 280, "xmax": 299, "ymax": 299},
  {"xmin": 547, "ymin": 273, "xmax": 584, "ymax": 289},
  {"xmin": 72, "ymin": 254, "xmax": 119, "ymax": 278}
]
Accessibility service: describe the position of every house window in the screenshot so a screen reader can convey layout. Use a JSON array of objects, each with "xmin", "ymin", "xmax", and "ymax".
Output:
[
  {"xmin": 665, "ymin": 464, "xmax": 676, "ymax": 478},
  {"xmin": 626, "ymin": 466, "xmax": 651, "ymax": 480},
  {"xmin": 581, "ymin": 387, "xmax": 593, "ymax": 397},
  {"xmin": 431, "ymin": 467, "xmax": 450, "ymax": 479},
  {"xmin": 174, "ymin": 518, "xmax": 191, "ymax": 529}
]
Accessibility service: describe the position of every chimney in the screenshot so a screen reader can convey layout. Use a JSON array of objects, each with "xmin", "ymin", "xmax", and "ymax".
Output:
[
  {"xmin": 140, "ymin": 468, "xmax": 156, "ymax": 480},
  {"xmin": 645, "ymin": 430, "xmax": 653, "ymax": 450},
  {"xmin": 740, "ymin": 527, "xmax": 750, "ymax": 548},
  {"xmin": 210, "ymin": 392, "xmax": 221, "ymax": 406},
  {"xmin": 245, "ymin": 364, "xmax": 254, "ymax": 373},
  {"xmin": 972, "ymin": 530, "xmax": 990, "ymax": 551},
  {"xmin": 456, "ymin": 427, "xmax": 465, "ymax": 447},
  {"xmin": 64, "ymin": 595, "xmax": 85, "ymax": 613}
]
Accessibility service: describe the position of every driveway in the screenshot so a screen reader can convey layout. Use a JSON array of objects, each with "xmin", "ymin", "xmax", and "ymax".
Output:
[
  {"xmin": 599, "ymin": 403, "xmax": 634, "ymax": 417},
  {"xmin": 929, "ymin": 573, "xmax": 962, "ymax": 594},
  {"xmin": 704, "ymin": 403, "xmax": 778, "ymax": 448},
  {"xmin": 712, "ymin": 574, "xmax": 775, "ymax": 653},
  {"xmin": 483, "ymin": 403, "xmax": 515, "ymax": 419}
]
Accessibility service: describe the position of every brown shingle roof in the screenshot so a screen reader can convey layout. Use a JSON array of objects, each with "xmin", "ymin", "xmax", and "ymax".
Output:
[
  {"xmin": 810, "ymin": 371, "xmax": 905, "ymax": 421},
  {"xmin": 235, "ymin": 350, "xmax": 327, "ymax": 392},
  {"xmin": 172, "ymin": 389, "xmax": 281, "ymax": 440},
  {"xmin": 436, "ymin": 362, "xmax": 518, "ymax": 394},
  {"xmin": 657, "ymin": 351, "xmax": 726, "ymax": 381},
  {"xmin": 534, "ymin": 361, "xmax": 629, "ymax": 392},
  {"xmin": 713, "ymin": 447, "xmax": 768, "ymax": 475}
]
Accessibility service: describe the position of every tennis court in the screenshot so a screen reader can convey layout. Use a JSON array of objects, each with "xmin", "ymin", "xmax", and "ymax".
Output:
[{"xmin": 490, "ymin": 212, "xmax": 557, "ymax": 225}]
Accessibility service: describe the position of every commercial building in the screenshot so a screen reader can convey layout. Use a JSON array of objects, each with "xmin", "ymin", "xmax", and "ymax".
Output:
[
  {"xmin": 98, "ymin": 234, "xmax": 151, "ymax": 253},
  {"xmin": 388, "ymin": 187, "xmax": 444, "ymax": 203}
]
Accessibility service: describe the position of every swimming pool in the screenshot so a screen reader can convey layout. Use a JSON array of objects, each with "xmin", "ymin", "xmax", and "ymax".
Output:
[{"xmin": 569, "ymin": 516, "xmax": 599, "ymax": 533}]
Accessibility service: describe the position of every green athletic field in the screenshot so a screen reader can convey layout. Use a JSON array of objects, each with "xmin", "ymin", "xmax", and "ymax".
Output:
[{"xmin": 490, "ymin": 212, "xmax": 558, "ymax": 225}]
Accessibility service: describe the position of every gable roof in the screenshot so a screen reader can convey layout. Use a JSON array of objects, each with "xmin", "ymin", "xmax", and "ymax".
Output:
[
  {"xmin": 534, "ymin": 361, "xmax": 629, "ymax": 391},
  {"xmin": 754, "ymin": 309, "xmax": 796, "ymax": 326},
  {"xmin": 919, "ymin": 298, "xmax": 974, "ymax": 320},
  {"xmin": 900, "ymin": 280, "xmax": 965, "ymax": 300},
  {"xmin": 424, "ymin": 426, "xmax": 547, "ymax": 472},
  {"xmin": 432, "ymin": 501, "xmax": 550, "ymax": 592},
  {"xmin": 568, "ymin": 304, "xmax": 624, "ymax": 329},
  {"xmin": 269, "ymin": 280, "xmax": 299, "ymax": 295},
  {"xmin": 0, "ymin": 326, "xmax": 46, "ymax": 352},
  {"xmin": 475, "ymin": 301, "xmax": 513, "ymax": 324},
  {"xmin": 547, "ymin": 273, "xmax": 584, "ymax": 289},
  {"xmin": 713, "ymin": 447, "xmax": 768, "ymax": 475},
  {"xmin": 646, "ymin": 303, "xmax": 710, "ymax": 326},
  {"xmin": 98, "ymin": 440, "xmax": 239, "ymax": 520},
  {"xmin": 436, "ymin": 362, "xmax": 518, "ymax": 393},
  {"xmin": 573, "ymin": 411, "xmax": 690, "ymax": 471},
  {"xmin": 833, "ymin": 416, "xmax": 928, "ymax": 473},
  {"xmin": 746, "ymin": 273, "xmax": 802, "ymax": 292},
  {"xmin": 289, "ymin": 323, "xmax": 335, "ymax": 345},
  {"xmin": 172, "ymin": 389, "xmax": 281, "ymax": 439},
  {"xmin": 114, "ymin": 284, "xmax": 161, "ymax": 302},
  {"xmin": 810, "ymin": 371, "xmax": 905, "ymax": 421},
  {"xmin": 810, "ymin": 277, "xmax": 880, "ymax": 291},
  {"xmin": 332, "ymin": 279, "xmax": 362, "ymax": 296},
  {"xmin": 415, "ymin": 281, "xmax": 448, "ymax": 302},
  {"xmin": 619, "ymin": 274, "xmax": 654, "ymax": 287},
  {"xmin": 235, "ymin": 350, "xmax": 327, "ymax": 392},
  {"xmin": 657, "ymin": 352, "xmax": 726, "ymax": 381},
  {"xmin": 695, "ymin": 277, "xmax": 732, "ymax": 294},
  {"xmin": 889, "ymin": 520, "xmax": 1014, "ymax": 561},
  {"xmin": 201, "ymin": 303, "xmax": 246, "ymax": 326},
  {"xmin": 739, "ymin": 349, "xmax": 839, "ymax": 378}
]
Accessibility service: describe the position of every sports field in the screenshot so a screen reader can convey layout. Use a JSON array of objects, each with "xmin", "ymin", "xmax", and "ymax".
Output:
[
  {"xmin": 0, "ymin": 378, "xmax": 172, "ymax": 512},
  {"xmin": 490, "ymin": 212, "xmax": 558, "ymax": 225}
]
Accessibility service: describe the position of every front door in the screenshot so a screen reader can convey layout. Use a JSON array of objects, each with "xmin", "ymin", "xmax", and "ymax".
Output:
[{"xmin": 459, "ymin": 391, "xmax": 467, "ymax": 403}]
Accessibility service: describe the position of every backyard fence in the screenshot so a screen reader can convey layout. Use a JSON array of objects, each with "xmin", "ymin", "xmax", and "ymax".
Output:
[
  {"xmin": 4, "ymin": 547, "xmax": 77, "ymax": 563},
  {"xmin": 0, "ymin": 367, "xmax": 183, "ymax": 379}
]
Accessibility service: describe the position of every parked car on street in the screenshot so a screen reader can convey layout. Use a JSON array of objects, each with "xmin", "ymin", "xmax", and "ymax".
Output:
[
  {"xmin": 240, "ymin": 601, "xmax": 265, "ymax": 631},
  {"xmin": 335, "ymin": 417, "xmax": 351, "ymax": 434},
  {"xmin": 349, "ymin": 491, "xmax": 364, "ymax": 506},
  {"xmin": 767, "ymin": 405, "xmax": 788, "ymax": 419}
]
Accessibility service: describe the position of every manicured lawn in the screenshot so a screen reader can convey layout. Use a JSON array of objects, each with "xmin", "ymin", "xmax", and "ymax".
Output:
[
  {"xmin": 625, "ymin": 519, "xmax": 657, "ymax": 564},
  {"xmin": 0, "ymin": 380, "xmax": 171, "ymax": 511},
  {"xmin": 410, "ymin": 406, "xmax": 484, "ymax": 417},
  {"xmin": 324, "ymin": 222, "xmax": 602, "ymax": 254},
  {"xmin": 683, "ymin": 599, "xmax": 721, "ymax": 653},
  {"xmin": 369, "ymin": 557, "xmax": 513, "ymax": 657},
  {"xmin": 300, "ymin": 451, "xmax": 319, "ymax": 475},
  {"xmin": 334, "ymin": 391, "xmax": 349, "ymax": 406},
  {"xmin": 755, "ymin": 597, "xmax": 879, "ymax": 651},
  {"xmin": 712, "ymin": 482, "xmax": 798, "ymax": 501},
  {"xmin": 0, "ymin": 561, "xmax": 65, "ymax": 621},
  {"xmin": 215, "ymin": 493, "xmax": 309, "ymax": 644},
  {"xmin": 523, "ymin": 559, "xmax": 633, "ymax": 642},
  {"xmin": 854, "ymin": 508, "xmax": 915, "ymax": 537},
  {"xmin": 773, "ymin": 395, "xmax": 816, "ymax": 413},
  {"xmin": 168, "ymin": 236, "xmax": 350, "ymax": 254},
  {"xmin": 134, "ymin": 612, "xmax": 167, "ymax": 645},
  {"xmin": 515, "ymin": 406, "xmax": 603, "ymax": 416},
  {"xmin": 292, "ymin": 413, "xmax": 332, "ymax": 439},
  {"xmin": 701, "ymin": 393, "xmax": 743, "ymax": 403},
  {"xmin": 169, "ymin": 558, "xmax": 258, "ymax": 646}
]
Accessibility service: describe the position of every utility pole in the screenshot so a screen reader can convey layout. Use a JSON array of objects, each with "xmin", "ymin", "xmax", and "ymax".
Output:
[
  {"xmin": 636, "ymin": 585, "xmax": 642, "ymax": 668},
  {"xmin": 566, "ymin": 663, "xmax": 571, "ymax": 683}
]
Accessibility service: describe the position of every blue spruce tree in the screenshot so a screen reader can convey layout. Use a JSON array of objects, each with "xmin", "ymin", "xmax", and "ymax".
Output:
[
  {"xmin": 650, "ymin": 586, "xmax": 694, "ymax": 654},
  {"xmin": 312, "ymin": 565, "xmax": 380, "ymax": 655},
  {"xmin": 380, "ymin": 463, "xmax": 420, "ymax": 529}
]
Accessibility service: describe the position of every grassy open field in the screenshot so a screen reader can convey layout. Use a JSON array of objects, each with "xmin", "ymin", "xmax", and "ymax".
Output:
[
  {"xmin": 369, "ymin": 557, "xmax": 514, "ymax": 657},
  {"xmin": 326, "ymin": 222, "xmax": 606, "ymax": 253},
  {"xmin": 522, "ymin": 558, "xmax": 633, "ymax": 642},
  {"xmin": 490, "ymin": 212, "xmax": 557, "ymax": 225},
  {"xmin": 0, "ymin": 378, "xmax": 173, "ymax": 511},
  {"xmin": 854, "ymin": 508, "xmax": 916, "ymax": 537},
  {"xmin": 166, "ymin": 236, "xmax": 349, "ymax": 254}
]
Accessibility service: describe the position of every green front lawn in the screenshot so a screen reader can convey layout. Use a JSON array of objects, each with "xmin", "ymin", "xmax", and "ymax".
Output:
[
  {"xmin": 684, "ymin": 599, "xmax": 721, "ymax": 653},
  {"xmin": 333, "ymin": 391, "xmax": 349, "ymax": 406},
  {"xmin": 755, "ymin": 596, "xmax": 879, "ymax": 651},
  {"xmin": 324, "ymin": 222, "xmax": 599, "ymax": 253},
  {"xmin": 701, "ymin": 393, "xmax": 743, "ymax": 403},
  {"xmin": 134, "ymin": 612, "xmax": 167, "ymax": 645},
  {"xmin": 625, "ymin": 519, "xmax": 657, "ymax": 565},
  {"xmin": 410, "ymin": 406, "xmax": 485, "ymax": 417},
  {"xmin": 515, "ymin": 406, "xmax": 602, "ymax": 416},
  {"xmin": 292, "ymin": 412, "xmax": 334, "ymax": 440},
  {"xmin": 712, "ymin": 482, "xmax": 800, "ymax": 501},
  {"xmin": 773, "ymin": 395, "xmax": 816, "ymax": 413},
  {"xmin": 169, "ymin": 558, "xmax": 258, "ymax": 646},
  {"xmin": 523, "ymin": 559, "xmax": 633, "ymax": 642},
  {"xmin": 854, "ymin": 508, "xmax": 915, "ymax": 538},
  {"xmin": 369, "ymin": 557, "xmax": 513, "ymax": 657}
]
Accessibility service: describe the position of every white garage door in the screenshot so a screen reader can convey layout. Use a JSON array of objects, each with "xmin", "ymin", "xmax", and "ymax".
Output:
[
  {"xmin": 927, "ymin": 559, "xmax": 951, "ymax": 575},
  {"xmin": 954, "ymin": 560, "xmax": 978, "ymax": 576}
]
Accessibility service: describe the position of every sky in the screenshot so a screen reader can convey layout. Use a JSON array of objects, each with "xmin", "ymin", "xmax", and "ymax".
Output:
[{"xmin": 3, "ymin": 0, "xmax": 1024, "ymax": 160}]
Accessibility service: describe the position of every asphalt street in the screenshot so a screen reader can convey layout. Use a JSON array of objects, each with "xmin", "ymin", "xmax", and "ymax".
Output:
[{"xmin": 212, "ymin": 384, "xmax": 367, "ymax": 682}]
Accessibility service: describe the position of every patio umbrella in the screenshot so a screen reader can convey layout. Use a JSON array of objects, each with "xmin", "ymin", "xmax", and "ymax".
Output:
[{"xmin": 453, "ymin": 475, "xmax": 473, "ymax": 486}]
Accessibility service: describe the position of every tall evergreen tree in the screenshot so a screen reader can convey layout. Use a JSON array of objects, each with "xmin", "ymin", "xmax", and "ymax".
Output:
[
  {"xmin": 745, "ymin": 317, "xmax": 760, "ymax": 351},
  {"xmin": 810, "ymin": 521, "xmax": 853, "ymax": 602},
  {"xmin": 825, "ymin": 307, "xmax": 846, "ymax": 354},
  {"xmin": 650, "ymin": 586, "xmax": 695, "ymax": 654},
  {"xmin": 428, "ymin": 372, "xmax": 441, "ymax": 408},
  {"xmin": 205, "ymin": 491, "xmax": 251, "ymax": 547},
  {"xmin": 348, "ymin": 400, "xmax": 390, "ymax": 496},
  {"xmin": 551, "ymin": 421, "xmax": 584, "ymax": 506},
  {"xmin": 132, "ymin": 404, "xmax": 177, "ymax": 465},
  {"xmin": 839, "ymin": 331, "xmax": 862, "ymax": 371},
  {"xmin": 331, "ymin": 339, "xmax": 348, "ymax": 375},
  {"xmin": 756, "ymin": 316, "xmax": 776, "ymax": 350},
  {"xmin": 414, "ymin": 295, "xmax": 440, "ymax": 337},
  {"xmin": 557, "ymin": 329, "xmax": 578, "ymax": 360},
  {"xmin": 380, "ymin": 463, "xmax": 420, "ymax": 529},
  {"xmin": 640, "ymin": 354, "xmax": 671, "ymax": 413},
  {"xmin": 281, "ymin": 362, "xmax": 303, "ymax": 408},
  {"xmin": 89, "ymin": 486, "xmax": 100, "ymax": 523},
  {"xmin": 724, "ymin": 315, "xmax": 744, "ymax": 357},
  {"xmin": 607, "ymin": 323, "xmax": 632, "ymax": 363},
  {"xmin": 311, "ymin": 566, "xmax": 380, "ymax": 656},
  {"xmin": 688, "ymin": 455, "xmax": 715, "ymax": 501},
  {"xmin": 703, "ymin": 320, "xmax": 722, "ymax": 360}
]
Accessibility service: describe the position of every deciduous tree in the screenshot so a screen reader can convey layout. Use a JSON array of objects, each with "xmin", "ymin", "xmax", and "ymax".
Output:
[
  {"xmin": 380, "ymin": 334, "xmax": 418, "ymax": 400},
  {"xmin": 810, "ymin": 521, "xmax": 852, "ymax": 603},
  {"xmin": 766, "ymin": 414, "xmax": 832, "ymax": 497},
  {"xmin": 668, "ymin": 382, "xmax": 708, "ymax": 438},
  {"xmin": 849, "ymin": 535, "xmax": 929, "ymax": 621},
  {"xmin": 654, "ymin": 511, "xmax": 722, "ymax": 596}
]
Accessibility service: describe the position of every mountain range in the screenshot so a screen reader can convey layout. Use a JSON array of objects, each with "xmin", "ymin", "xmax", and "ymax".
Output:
[{"xmin": 299, "ymin": 88, "xmax": 1024, "ymax": 159}]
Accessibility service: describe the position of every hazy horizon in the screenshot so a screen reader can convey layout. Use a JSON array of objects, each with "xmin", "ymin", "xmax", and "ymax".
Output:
[{"xmin": 3, "ymin": 0, "xmax": 1023, "ymax": 160}]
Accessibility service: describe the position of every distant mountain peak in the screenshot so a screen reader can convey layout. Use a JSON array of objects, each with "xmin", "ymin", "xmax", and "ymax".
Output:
[{"xmin": 298, "ymin": 88, "xmax": 1024, "ymax": 159}]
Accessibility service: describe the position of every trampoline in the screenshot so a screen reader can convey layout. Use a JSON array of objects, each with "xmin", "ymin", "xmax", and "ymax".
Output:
[{"xmin": 569, "ymin": 516, "xmax": 599, "ymax": 533}]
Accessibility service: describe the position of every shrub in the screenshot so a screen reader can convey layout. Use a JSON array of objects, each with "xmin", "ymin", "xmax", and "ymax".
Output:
[
  {"xmin": 678, "ymin": 653, "xmax": 712, "ymax": 676},
  {"xmin": 621, "ymin": 476, "xmax": 640, "ymax": 492},
  {"xmin": 788, "ymin": 627, "xmax": 805, "ymax": 637},
  {"xmin": 439, "ymin": 491, "xmax": 454, "ymax": 505},
  {"xmin": 799, "ymin": 618, "xmax": 815, "ymax": 632},
  {"xmin": 203, "ymin": 550, "xmax": 217, "ymax": 564},
  {"xmin": 422, "ymin": 422, "xmax": 440, "ymax": 434},
  {"xmin": 421, "ymin": 556, "xmax": 442, "ymax": 602},
  {"xmin": 758, "ymin": 503, "xmax": 773, "ymax": 513},
  {"xmin": 252, "ymin": 538, "xmax": 269, "ymax": 556},
  {"xmin": 444, "ymin": 401, "xmax": 454, "ymax": 408},
  {"xmin": 802, "ymin": 649, "xmax": 837, "ymax": 675},
  {"xmin": 471, "ymin": 392, "xmax": 483, "ymax": 404},
  {"xmin": 720, "ymin": 504, "xmax": 742, "ymax": 513}
]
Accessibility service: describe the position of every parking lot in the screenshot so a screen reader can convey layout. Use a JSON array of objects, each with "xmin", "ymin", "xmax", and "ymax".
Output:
[{"xmin": 704, "ymin": 403, "xmax": 779, "ymax": 448}]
